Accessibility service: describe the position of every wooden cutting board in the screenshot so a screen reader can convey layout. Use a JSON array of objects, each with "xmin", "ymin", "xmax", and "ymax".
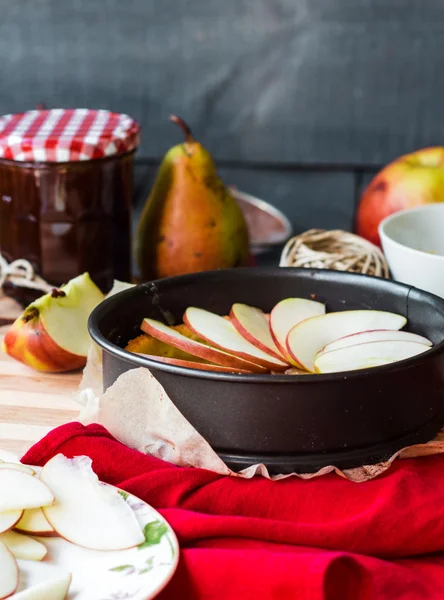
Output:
[{"xmin": 0, "ymin": 296, "xmax": 81, "ymax": 457}]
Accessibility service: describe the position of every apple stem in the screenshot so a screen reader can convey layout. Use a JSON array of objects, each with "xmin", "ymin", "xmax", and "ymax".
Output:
[
  {"xmin": 51, "ymin": 288, "xmax": 66, "ymax": 298},
  {"xmin": 23, "ymin": 308, "xmax": 39, "ymax": 323},
  {"xmin": 169, "ymin": 115, "xmax": 195, "ymax": 144}
]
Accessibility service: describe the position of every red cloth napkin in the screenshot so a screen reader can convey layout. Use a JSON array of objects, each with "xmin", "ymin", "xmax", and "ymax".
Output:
[{"xmin": 23, "ymin": 422, "xmax": 444, "ymax": 600}]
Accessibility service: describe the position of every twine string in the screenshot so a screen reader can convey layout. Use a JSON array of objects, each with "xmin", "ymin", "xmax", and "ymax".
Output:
[
  {"xmin": 0, "ymin": 254, "xmax": 53, "ymax": 293},
  {"xmin": 279, "ymin": 229, "xmax": 389, "ymax": 278}
]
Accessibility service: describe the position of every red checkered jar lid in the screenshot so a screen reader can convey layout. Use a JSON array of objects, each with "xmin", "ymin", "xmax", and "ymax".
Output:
[{"xmin": 0, "ymin": 108, "xmax": 140, "ymax": 162}]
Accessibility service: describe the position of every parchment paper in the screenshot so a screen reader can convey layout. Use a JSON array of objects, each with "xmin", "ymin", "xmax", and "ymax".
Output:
[{"xmin": 76, "ymin": 286, "xmax": 444, "ymax": 482}]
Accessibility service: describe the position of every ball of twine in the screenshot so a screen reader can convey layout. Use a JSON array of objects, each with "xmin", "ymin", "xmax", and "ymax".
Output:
[
  {"xmin": 0, "ymin": 254, "xmax": 53, "ymax": 295},
  {"xmin": 279, "ymin": 229, "xmax": 389, "ymax": 278}
]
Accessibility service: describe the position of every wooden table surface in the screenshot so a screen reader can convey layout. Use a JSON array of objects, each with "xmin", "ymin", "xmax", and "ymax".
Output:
[{"xmin": 0, "ymin": 295, "xmax": 81, "ymax": 457}]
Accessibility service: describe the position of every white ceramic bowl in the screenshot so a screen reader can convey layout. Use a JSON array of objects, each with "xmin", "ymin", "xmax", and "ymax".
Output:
[{"xmin": 379, "ymin": 204, "xmax": 444, "ymax": 297}]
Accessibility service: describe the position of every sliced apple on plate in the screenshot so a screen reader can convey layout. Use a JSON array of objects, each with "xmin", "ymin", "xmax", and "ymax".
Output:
[
  {"xmin": 0, "ymin": 463, "xmax": 35, "ymax": 476},
  {"xmin": 269, "ymin": 298, "xmax": 326, "ymax": 365},
  {"xmin": 15, "ymin": 509, "xmax": 55, "ymax": 537},
  {"xmin": 14, "ymin": 561, "xmax": 71, "ymax": 600},
  {"xmin": 10, "ymin": 574, "xmax": 71, "ymax": 600},
  {"xmin": 0, "ymin": 531, "xmax": 47, "ymax": 561},
  {"xmin": 230, "ymin": 303, "xmax": 286, "ymax": 361},
  {"xmin": 287, "ymin": 310, "xmax": 407, "ymax": 373},
  {"xmin": 0, "ymin": 471, "xmax": 54, "ymax": 512},
  {"xmin": 184, "ymin": 307, "xmax": 288, "ymax": 371},
  {"xmin": 40, "ymin": 454, "xmax": 144, "ymax": 551},
  {"xmin": 322, "ymin": 329, "xmax": 433, "ymax": 354},
  {"xmin": 0, "ymin": 510, "xmax": 23, "ymax": 535},
  {"xmin": 144, "ymin": 355, "xmax": 255, "ymax": 373},
  {"xmin": 0, "ymin": 540, "xmax": 18, "ymax": 599},
  {"xmin": 314, "ymin": 340, "xmax": 430, "ymax": 373},
  {"xmin": 141, "ymin": 318, "xmax": 268, "ymax": 373}
]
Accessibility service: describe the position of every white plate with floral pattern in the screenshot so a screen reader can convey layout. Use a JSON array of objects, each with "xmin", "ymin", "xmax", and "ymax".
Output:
[{"xmin": 19, "ymin": 471, "xmax": 179, "ymax": 600}]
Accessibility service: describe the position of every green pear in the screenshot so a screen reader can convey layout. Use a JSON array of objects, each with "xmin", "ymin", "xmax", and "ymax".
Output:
[{"xmin": 135, "ymin": 116, "xmax": 250, "ymax": 280}]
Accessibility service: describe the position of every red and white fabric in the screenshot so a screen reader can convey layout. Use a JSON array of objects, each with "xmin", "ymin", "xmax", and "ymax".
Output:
[{"xmin": 0, "ymin": 108, "xmax": 140, "ymax": 162}]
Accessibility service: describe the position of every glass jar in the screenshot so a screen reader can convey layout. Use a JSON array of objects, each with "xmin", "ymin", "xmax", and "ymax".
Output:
[{"xmin": 0, "ymin": 109, "xmax": 140, "ymax": 293}]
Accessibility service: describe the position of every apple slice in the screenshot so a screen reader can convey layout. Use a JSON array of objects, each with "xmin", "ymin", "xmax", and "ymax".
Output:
[
  {"xmin": 126, "ymin": 323, "xmax": 208, "ymax": 361},
  {"xmin": 10, "ymin": 574, "xmax": 71, "ymax": 600},
  {"xmin": 230, "ymin": 304, "xmax": 287, "ymax": 361},
  {"xmin": 15, "ymin": 509, "xmax": 55, "ymax": 537},
  {"xmin": 0, "ymin": 511, "xmax": 23, "ymax": 534},
  {"xmin": 287, "ymin": 310, "xmax": 407, "ymax": 373},
  {"xmin": 0, "ymin": 463, "xmax": 35, "ymax": 476},
  {"xmin": 322, "ymin": 329, "xmax": 433, "ymax": 354},
  {"xmin": 2, "ymin": 272, "xmax": 104, "ymax": 373},
  {"xmin": 0, "ymin": 540, "xmax": 18, "ymax": 599},
  {"xmin": 184, "ymin": 308, "xmax": 288, "ymax": 371},
  {"xmin": 0, "ymin": 531, "xmax": 46, "ymax": 561},
  {"xmin": 0, "ymin": 471, "xmax": 54, "ymax": 512},
  {"xmin": 314, "ymin": 340, "xmax": 430, "ymax": 373},
  {"xmin": 141, "ymin": 318, "xmax": 268, "ymax": 373},
  {"xmin": 40, "ymin": 454, "xmax": 144, "ymax": 551},
  {"xmin": 144, "ymin": 354, "xmax": 255, "ymax": 373},
  {"xmin": 14, "ymin": 561, "xmax": 71, "ymax": 600},
  {"xmin": 269, "ymin": 298, "xmax": 326, "ymax": 365}
]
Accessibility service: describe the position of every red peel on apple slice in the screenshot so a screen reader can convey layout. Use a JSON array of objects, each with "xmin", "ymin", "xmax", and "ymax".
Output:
[
  {"xmin": 141, "ymin": 318, "xmax": 268, "ymax": 373},
  {"xmin": 230, "ymin": 303, "xmax": 287, "ymax": 362},
  {"xmin": 143, "ymin": 354, "xmax": 255, "ymax": 374},
  {"xmin": 184, "ymin": 307, "xmax": 288, "ymax": 371},
  {"xmin": 287, "ymin": 310, "xmax": 407, "ymax": 373}
]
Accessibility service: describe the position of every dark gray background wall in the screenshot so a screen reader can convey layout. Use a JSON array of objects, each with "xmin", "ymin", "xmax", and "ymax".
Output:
[{"xmin": 1, "ymin": 0, "xmax": 444, "ymax": 242}]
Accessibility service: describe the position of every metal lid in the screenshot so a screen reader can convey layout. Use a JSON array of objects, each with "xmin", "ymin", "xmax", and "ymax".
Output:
[{"xmin": 0, "ymin": 108, "xmax": 140, "ymax": 162}]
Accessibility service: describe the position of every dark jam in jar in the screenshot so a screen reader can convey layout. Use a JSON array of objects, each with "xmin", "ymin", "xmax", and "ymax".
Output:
[{"xmin": 0, "ymin": 109, "xmax": 139, "ymax": 294}]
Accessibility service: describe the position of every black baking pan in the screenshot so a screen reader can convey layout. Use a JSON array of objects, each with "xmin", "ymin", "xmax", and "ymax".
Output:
[{"xmin": 88, "ymin": 267, "xmax": 444, "ymax": 474}]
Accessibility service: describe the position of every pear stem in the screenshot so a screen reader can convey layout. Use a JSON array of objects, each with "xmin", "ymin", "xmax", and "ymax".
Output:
[{"xmin": 169, "ymin": 115, "xmax": 194, "ymax": 143}]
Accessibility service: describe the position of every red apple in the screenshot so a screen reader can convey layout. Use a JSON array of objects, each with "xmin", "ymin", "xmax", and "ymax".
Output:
[
  {"xmin": 356, "ymin": 147, "xmax": 444, "ymax": 246},
  {"xmin": 2, "ymin": 273, "xmax": 104, "ymax": 373}
]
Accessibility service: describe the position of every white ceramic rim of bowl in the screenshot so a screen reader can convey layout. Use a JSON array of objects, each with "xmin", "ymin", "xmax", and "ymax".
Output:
[{"xmin": 379, "ymin": 204, "xmax": 444, "ymax": 263}]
